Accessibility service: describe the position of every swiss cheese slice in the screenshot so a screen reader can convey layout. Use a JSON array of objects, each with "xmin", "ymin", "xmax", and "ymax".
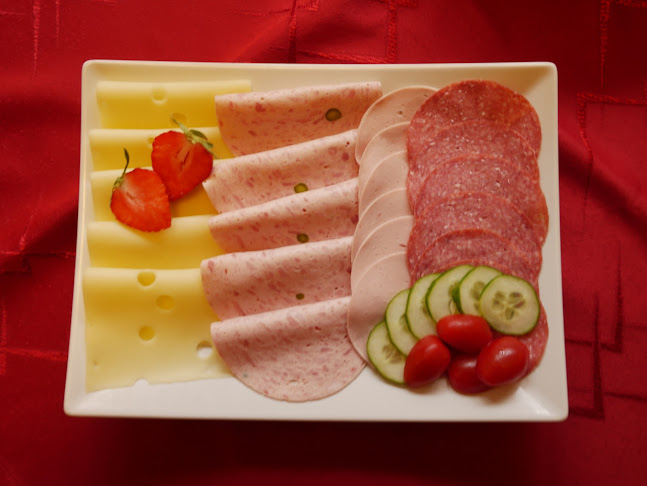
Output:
[
  {"xmin": 91, "ymin": 169, "xmax": 216, "ymax": 222},
  {"xmin": 83, "ymin": 267, "xmax": 228, "ymax": 391},
  {"xmin": 87, "ymin": 216, "xmax": 224, "ymax": 269},
  {"xmin": 96, "ymin": 80, "xmax": 252, "ymax": 129},
  {"xmin": 89, "ymin": 127, "xmax": 233, "ymax": 171}
]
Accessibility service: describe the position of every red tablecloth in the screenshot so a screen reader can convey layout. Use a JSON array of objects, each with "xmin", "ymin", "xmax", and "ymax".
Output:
[{"xmin": 2, "ymin": 1, "xmax": 646, "ymax": 484}]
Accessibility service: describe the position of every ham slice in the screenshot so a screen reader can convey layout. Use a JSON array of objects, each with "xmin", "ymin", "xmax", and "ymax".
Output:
[
  {"xmin": 215, "ymin": 82, "xmax": 383, "ymax": 156},
  {"xmin": 208, "ymin": 178, "xmax": 359, "ymax": 252},
  {"xmin": 211, "ymin": 297, "xmax": 364, "ymax": 402},
  {"xmin": 203, "ymin": 130, "xmax": 359, "ymax": 213},
  {"xmin": 201, "ymin": 237, "xmax": 352, "ymax": 320}
]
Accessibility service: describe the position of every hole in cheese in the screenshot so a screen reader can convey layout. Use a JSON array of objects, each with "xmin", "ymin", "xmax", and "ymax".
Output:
[
  {"xmin": 151, "ymin": 87, "xmax": 167, "ymax": 103},
  {"xmin": 171, "ymin": 113, "xmax": 187, "ymax": 125},
  {"xmin": 139, "ymin": 326, "xmax": 155, "ymax": 341},
  {"xmin": 156, "ymin": 294, "xmax": 175, "ymax": 311},
  {"xmin": 137, "ymin": 271, "xmax": 156, "ymax": 287},
  {"xmin": 196, "ymin": 340, "xmax": 213, "ymax": 359}
]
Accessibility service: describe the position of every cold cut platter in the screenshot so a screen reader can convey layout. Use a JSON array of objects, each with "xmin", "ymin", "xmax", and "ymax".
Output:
[{"xmin": 64, "ymin": 61, "xmax": 567, "ymax": 421}]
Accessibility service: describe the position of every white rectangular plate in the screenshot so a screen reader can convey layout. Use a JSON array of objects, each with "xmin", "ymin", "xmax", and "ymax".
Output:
[{"xmin": 64, "ymin": 60, "xmax": 567, "ymax": 421}]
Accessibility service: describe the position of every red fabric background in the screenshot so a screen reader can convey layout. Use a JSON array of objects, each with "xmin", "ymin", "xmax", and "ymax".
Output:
[{"xmin": 1, "ymin": 0, "xmax": 646, "ymax": 484}]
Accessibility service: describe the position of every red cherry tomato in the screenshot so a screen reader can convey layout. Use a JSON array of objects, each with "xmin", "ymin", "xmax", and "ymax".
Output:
[
  {"xmin": 404, "ymin": 335, "xmax": 451, "ymax": 387},
  {"xmin": 476, "ymin": 336, "xmax": 529, "ymax": 386},
  {"xmin": 448, "ymin": 354, "xmax": 491, "ymax": 395},
  {"xmin": 436, "ymin": 314, "xmax": 493, "ymax": 353}
]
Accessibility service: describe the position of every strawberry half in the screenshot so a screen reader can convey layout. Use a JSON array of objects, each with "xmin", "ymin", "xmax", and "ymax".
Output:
[
  {"xmin": 110, "ymin": 149, "xmax": 171, "ymax": 232},
  {"xmin": 151, "ymin": 119, "xmax": 215, "ymax": 201}
]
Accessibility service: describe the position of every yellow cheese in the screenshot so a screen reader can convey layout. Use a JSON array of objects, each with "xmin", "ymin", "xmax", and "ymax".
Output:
[
  {"xmin": 87, "ymin": 215, "xmax": 224, "ymax": 269},
  {"xmin": 83, "ymin": 267, "xmax": 229, "ymax": 391},
  {"xmin": 89, "ymin": 127, "xmax": 233, "ymax": 171},
  {"xmin": 96, "ymin": 80, "xmax": 252, "ymax": 129},
  {"xmin": 91, "ymin": 169, "xmax": 216, "ymax": 222}
]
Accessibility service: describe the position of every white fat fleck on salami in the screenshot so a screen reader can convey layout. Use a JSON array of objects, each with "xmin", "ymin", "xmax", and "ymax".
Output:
[
  {"xmin": 352, "ymin": 187, "xmax": 412, "ymax": 261},
  {"xmin": 355, "ymin": 86, "xmax": 436, "ymax": 161},
  {"xmin": 347, "ymin": 252, "xmax": 410, "ymax": 362},
  {"xmin": 215, "ymin": 82, "xmax": 382, "ymax": 156},
  {"xmin": 412, "ymin": 154, "xmax": 548, "ymax": 244},
  {"xmin": 203, "ymin": 130, "xmax": 359, "ymax": 213},
  {"xmin": 407, "ymin": 80, "xmax": 542, "ymax": 160},
  {"xmin": 208, "ymin": 178, "xmax": 359, "ymax": 252},
  {"xmin": 201, "ymin": 237, "xmax": 352, "ymax": 320},
  {"xmin": 409, "ymin": 229, "xmax": 539, "ymax": 286},
  {"xmin": 211, "ymin": 297, "xmax": 364, "ymax": 402},
  {"xmin": 407, "ymin": 119, "xmax": 539, "ymax": 205},
  {"xmin": 358, "ymin": 150, "xmax": 409, "ymax": 215},
  {"xmin": 407, "ymin": 192, "xmax": 542, "ymax": 275}
]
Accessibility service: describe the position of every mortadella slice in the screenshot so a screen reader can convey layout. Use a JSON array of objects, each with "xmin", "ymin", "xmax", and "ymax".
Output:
[
  {"xmin": 215, "ymin": 82, "xmax": 383, "ymax": 156},
  {"xmin": 208, "ymin": 178, "xmax": 359, "ymax": 253},
  {"xmin": 203, "ymin": 130, "xmax": 359, "ymax": 213},
  {"xmin": 211, "ymin": 297, "xmax": 364, "ymax": 402},
  {"xmin": 347, "ymin": 252, "xmax": 410, "ymax": 362},
  {"xmin": 358, "ymin": 150, "xmax": 409, "ymax": 215},
  {"xmin": 359, "ymin": 122, "xmax": 409, "ymax": 166},
  {"xmin": 201, "ymin": 237, "xmax": 352, "ymax": 320},
  {"xmin": 355, "ymin": 86, "xmax": 436, "ymax": 161}
]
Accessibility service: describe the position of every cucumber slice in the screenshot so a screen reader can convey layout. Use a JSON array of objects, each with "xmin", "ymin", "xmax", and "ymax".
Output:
[
  {"xmin": 366, "ymin": 320, "xmax": 406, "ymax": 384},
  {"xmin": 454, "ymin": 265, "xmax": 502, "ymax": 315},
  {"xmin": 385, "ymin": 288, "xmax": 418, "ymax": 355},
  {"xmin": 479, "ymin": 274, "xmax": 539, "ymax": 335},
  {"xmin": 425, "ymin": 265, "xmax": 473, "ymax": 323},
  {"xmin": 405, "ymin": 273, "xmax": 440, "ymax": 338}
]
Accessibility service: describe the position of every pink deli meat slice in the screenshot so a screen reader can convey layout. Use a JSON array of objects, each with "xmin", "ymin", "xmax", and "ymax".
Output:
[
  {"xmin": 347, "ymin": 252, "xmax": 410, "ymax": 362},
  {"xmin": 211, "ymin": 297, "xmax": 364, "ymax": 402},
  {"xmin": 358, "ymin": 150, "xmax": 409, "ymax": 215},
  {"xmin": 407, "ymin": 79, "xmax": 542, "ymax": 160},
  {"xmin": 208, "ymin": 178, "xmax": 358, "ymax": 253},
  {"xmin": 410, "ymin": 228, "xmax": 539, "ymax": 286},
  {"xmin": 355, "ymin": 86, "xmax": 436, "ymax": 161},
  {"xmin": 350, "ymin": 216, "xmax": 414, "ymax": 291},
  {"xmin": 412, "ymin": 155, "xmax": 549, "ymax": 244},
  {"xmin": 215, "ymin": 82, "xmax": 383, "ymax": 156},
  {"xmin": 203, "ymin": 130, "xmax": 359, "ymax": 213},
  {"xmin": 407, "ymin": 192, "xmax": 542, "ymax": 275},
  {"xmin": 352, "ymin": 187, "xmax": 412, "ymax": 261},
  {"xmin": 359, "ymin": 122, "xmax": 409, "ymax": 166},
  {"xmin": 201, "ymin": 236, "xmax": 352, "ymax": 320},
  {"xmin": 407, "ymin": 120, "xmax": 540, "ymax": 205}
]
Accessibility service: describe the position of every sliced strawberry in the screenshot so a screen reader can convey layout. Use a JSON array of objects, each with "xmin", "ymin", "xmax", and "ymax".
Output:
[
  {"xmin": 110, "ymin": 149, "xmax": 171, "ymax": 232},
  {"xmin": 151, "ymin": 119, "xmax": 215, "ymax": 201}
]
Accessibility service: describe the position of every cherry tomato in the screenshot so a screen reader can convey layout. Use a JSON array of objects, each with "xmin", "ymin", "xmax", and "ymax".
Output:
[
  {"xmin": 476, "ymin": 336, "xmax": 529, "ymax": 386},
  {"xmin": 403, "ymin": 335, "xmax": 451, "ymax": 387},
  {"xmin": 448, "ymin": 354, "xmax": 492, "ymax": 394},
  {"xmin": 436, "ymin": 314, "xmax": 492, "ymax": 353}
]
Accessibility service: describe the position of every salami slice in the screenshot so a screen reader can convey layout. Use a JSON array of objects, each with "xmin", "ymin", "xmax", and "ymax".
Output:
[
  {"xmin": 410, "ymin": 229, "xmax": 539, "ymax": 286},
  {"xmin": 407, "ymin": 192, "xmax": 542, "ymax": 275},
  {"xmin": 407, "ymin": 120, "xmax": 539, "ymax": 205},
  {"xmin": 208, "ymin": 178, "xmax": 358, "ymax": 253},
  {"xmin": 211, "ymin": 297, "xmax": 364, "ymax": 402},
  {"xmin": 412, "ymin": 155, "xmax": 549, "ymax": 243},
  {"xmin": 407, "ymin": 80, "xmax": 541, "ymax": 160},
  {"xmin": 355, "ymin": 86, "xmax": 436, "ymax": 161},
  {"xmin": 201, "ymin": 237, "xmax": 352, "ymax": 320},
  {"xmin": 203, "ymin": 130, "xmax": 359, "ymax": 213},
  {"xmin": 215, "ymin": 82, "xmax": 382, "ymax": 156}
]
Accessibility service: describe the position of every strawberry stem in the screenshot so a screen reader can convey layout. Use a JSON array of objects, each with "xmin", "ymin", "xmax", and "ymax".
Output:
[
  {"xmin": 171, "ymin": 117, "xmax": 217, "ymax": 159},
  {"xmin": 113, "ymin": 148, "xmax": 130, "ymax": 192}
]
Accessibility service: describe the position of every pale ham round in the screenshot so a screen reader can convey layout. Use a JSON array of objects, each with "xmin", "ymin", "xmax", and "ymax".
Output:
[
  {"xmin": 212, "ymin": 297, "xmax": 364, "ymax": 402},
  {"xmin": 208, "ymin": 178, "xmax": 359, "ymax": 253},
  {"xmin": 358, "ymin": 150, "xmax": 409, "ymax": 215},
  {"xmin": 350, "ymin": 216, "xmax": 414, "ymax": 292},
  {"xmin": 355, "ymin": 86, "xmax": 436, "ymax": 161},
  {"xmin": 352, "ymin": 187, "xmax": 412, "ymax": 261},
  {"xmin": 203, "ymin": 130, "xmax": 359, "ymax": 213},
  {"xmin": 347, "ymin": 252, "xmax": 410, "ymax": 362},
  {"xmin": 201, "ymin": 237, "xmax": 352, "ymax": 320},
  {"xmin": 358, "ymin": 122, "xmax": 409, "ymax": 166},
  {"xmin": 215, "ymin": 82, "xmax": 383, "ymax": 156}
]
